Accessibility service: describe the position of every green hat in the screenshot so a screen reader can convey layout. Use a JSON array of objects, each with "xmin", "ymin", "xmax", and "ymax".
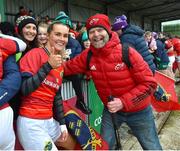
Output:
[
  {"xmin": 82, "ymin": 32, "xmax": 88, "ymax": 42},
  {"xmin": 53, "ymin": 11, "xmax": 72, "ymax": 28}
]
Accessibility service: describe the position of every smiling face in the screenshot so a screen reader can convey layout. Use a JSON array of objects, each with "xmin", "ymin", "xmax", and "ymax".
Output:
[
  {"xmin": 83, "ymin": 39, "xmax": 90, "ymax": 49},
  {"xmin": 37, "ymin": 26, "xmax": 48, "ymax": 46},
  {"xmin": 47, "ymin": 23, "xmax": 69, "ymax": 54},
  {"xmin": 88, "ymin": 27, "xmax": 109, "ymax": 48},
  {"xmin": 22, "ymin": 23, "xmax": 37, "ymax": 42}
]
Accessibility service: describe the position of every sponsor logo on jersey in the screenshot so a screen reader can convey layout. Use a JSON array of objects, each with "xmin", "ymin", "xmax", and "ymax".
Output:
[{"xmin": 43, "ymin": 78, "xmax": 59, "ymax": 90}]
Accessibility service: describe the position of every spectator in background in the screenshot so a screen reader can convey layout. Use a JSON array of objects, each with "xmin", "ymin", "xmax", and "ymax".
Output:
[
  {"xmin": 45, "ymin": 15, "xmax": 52, "ymax": 25},
  {"xmin": 112, "ymin": 15, "xmax": 169, "ymax": 102},
  {"xmin": 15, "ymin": 15, "xmax": 38, "ymax": 61},
  {"xmin": 158, "ymin": 32, "xmax": 165, "ymax": 40},
  {"xmin": 164, "ymin": 39, "xmax": 175, "ymax": 79},
  {"xmin": 11, "ymin": 16, "xmax": 38, "ymax": 119},
  {"xmin": 28, "ymin": 10, "xmax": 35, "ymax": 18},
  {"xmin": 0, "ymin": 22, "xmax": 15, "ymax": 36},
  {"xmin": 37, "ymin": 22, "xmax": 49, "ymax": 48},
  {"xmin": 112, "ymin": 15, "xmax": 156, "ymax": 73},
  {"xmin": 35, "ymin": 15, "xmax": 42, "ymax": 25},
  {"xmin": 81, "ymin": 31, "xmax": 90, "ymax": 49},
  {"xmin": 78, "ymin": 26, "xmax": 87, "ymax": 35},
  {"xmin": 14, "ymin": 6, "xmax": 28, "ymax": 23},
  {"xmin": 77, "ymin": 31, "xmax": 90, "ymax": 50},
  {"xmin": 72, "ymin": 22, "xmax": 77, "ymax": 31},
  {"xmin": 76, "ymin": 21, "xmax": 83, "ymax": 32},
  {"xmin": 169, "ymin": 37, "xmax": 180, "ymax": 83},
  {"xmin": 69, "ymin": 29, "xmax": 79, "ymax": 39},
  {"xmin": 157, "ymin": 32, "xmax": 174, "ymax": 78},
  {"xmin": 144, "ymin": 31, "xmax": 157, "ymax": 54},
  {"xmin": 153, "ymin": 32, "xmax": 170, "ymax": 76}
]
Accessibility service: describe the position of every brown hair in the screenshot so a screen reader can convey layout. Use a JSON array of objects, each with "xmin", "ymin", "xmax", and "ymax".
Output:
[{"xmin": 47, "ymin": 22, "xmax": 69, "ymax": 57}]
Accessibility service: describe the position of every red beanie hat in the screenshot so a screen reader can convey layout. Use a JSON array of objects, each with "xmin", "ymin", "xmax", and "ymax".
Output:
[{"xmin": 86, "ymin": 14, "xmax": 112, "ymax": 35}]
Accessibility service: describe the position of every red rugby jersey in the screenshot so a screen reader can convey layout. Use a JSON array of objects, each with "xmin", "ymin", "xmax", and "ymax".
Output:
[{"xmin": 19, "ymin": 48, "xmax": 64, "ymax": 119}]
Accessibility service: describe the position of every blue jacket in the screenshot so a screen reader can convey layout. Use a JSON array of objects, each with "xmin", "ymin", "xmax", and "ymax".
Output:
[
  {"xmin": 120, "ymin": 25, "xmax": 156, "ymax": 73},
  {"xmin": 0, "ymin": 55, "xmax": 21, "ymax": 107},
  {"xmin": 155, "ymin": 39, "xmax": 169, "ymax": 68},
  {"xmin": 66, "ymin": 36, "xmax": 82, "ymax": 59}
]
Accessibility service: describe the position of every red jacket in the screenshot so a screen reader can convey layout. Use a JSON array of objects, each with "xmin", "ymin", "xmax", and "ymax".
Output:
[
  {"xmin": 170, "ymin": 38, "xmax": 180, "ymax": 56},
  {"xmin": 165, "ymin": 39, "xmax": 175, "ymax": 57},
  {"xmin": 0, "ymin": 38, "xmax": 17, "ymax": 80},
  {"xmin": 64, "ymin": 32, "xmax": 157, "ymax": 112},
  {"xmin": 0, "ymin": 38, "xmax": 19, "ymax": 110}
]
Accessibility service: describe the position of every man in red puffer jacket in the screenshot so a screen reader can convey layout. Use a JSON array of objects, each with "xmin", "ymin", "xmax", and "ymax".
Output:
[{"xmin": 63, "ymin": 14, "xmax": 162, "ymax": 150}]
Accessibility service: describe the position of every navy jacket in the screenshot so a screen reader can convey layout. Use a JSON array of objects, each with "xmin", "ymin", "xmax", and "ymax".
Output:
[
  {"xmin": 0, "ymin": 55, "xmax": 21, "ymax": 107},
  {"xmin": 156, "ymin": 39, "xmax": 169, "ymax": 63},
  {"xmin": 66, "ymin": 36, "xmax": 82, "ymax": 59},
  {"xmin": 120, "ymin": 25, "xmax": 156, "ymax": 73}
]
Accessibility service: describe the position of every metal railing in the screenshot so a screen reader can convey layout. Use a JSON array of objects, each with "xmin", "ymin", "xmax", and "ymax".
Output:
[{"xmin": 61, "ymin": 79, "xmax": 88, "ymax": 104}]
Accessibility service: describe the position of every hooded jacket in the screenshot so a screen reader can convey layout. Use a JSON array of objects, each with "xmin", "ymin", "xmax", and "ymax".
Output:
[
  {"xmin": 120, "ymin": 25, "xmax": 156, "ymax": 73},
  {"xmin": 64, "ymin": 32, "xmax": 157, "ymax": 112}
]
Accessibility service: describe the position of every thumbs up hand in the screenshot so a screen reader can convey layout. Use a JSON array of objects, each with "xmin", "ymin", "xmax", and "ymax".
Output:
[{"xmin": 48, "ymin": 47, "xmax": 63, "ymax": 69}]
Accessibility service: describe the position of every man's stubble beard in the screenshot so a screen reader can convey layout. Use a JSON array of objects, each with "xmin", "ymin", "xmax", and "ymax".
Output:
[{"xmin": 93, "ymin": 34, "xmax": 109, "ymax": 48}]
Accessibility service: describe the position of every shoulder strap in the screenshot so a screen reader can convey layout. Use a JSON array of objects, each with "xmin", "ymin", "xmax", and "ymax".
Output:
[
  {"xmin": 122, "ymin": 43, "xmax": 132, "ymax": 69},
  {"xmin": 86, "ymin": 50, "xmax": 93, "ymax": 70}
]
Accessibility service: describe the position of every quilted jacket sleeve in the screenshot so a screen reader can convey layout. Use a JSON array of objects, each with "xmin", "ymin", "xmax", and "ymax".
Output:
[
  {"xmin": 119, "ymin": 47, "xmax": 157, "ymax": 111},
  {"xmin": 0, "ymin": 55, "xmax": 21, "ymax": 107}
]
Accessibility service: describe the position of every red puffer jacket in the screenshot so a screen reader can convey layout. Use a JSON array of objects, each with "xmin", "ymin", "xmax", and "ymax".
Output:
[
  {"xmin": 64, "ymin": 32, "xmax": 157, "ymax": 112},
  {"xmin": 170, "ymin": 38, "xmax": 180, "ymax": 56}
]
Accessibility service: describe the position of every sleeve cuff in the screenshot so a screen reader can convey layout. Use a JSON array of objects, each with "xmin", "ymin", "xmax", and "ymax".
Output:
[{"xmin": 60, "ymin": 125, "xmax": 68, "ymax": 133}]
